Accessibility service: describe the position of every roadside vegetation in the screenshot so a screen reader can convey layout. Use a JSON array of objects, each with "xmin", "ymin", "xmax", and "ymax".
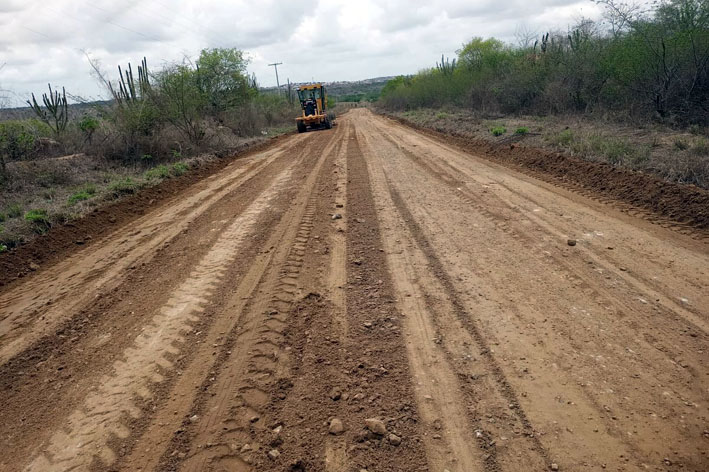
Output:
[
  {"xmin": 379, "ymin": 0, "xmax": 709, "ymax": 185},
  {"xmin": 0, "ymin": 48, "xmax": 298, "ymax": 250}
]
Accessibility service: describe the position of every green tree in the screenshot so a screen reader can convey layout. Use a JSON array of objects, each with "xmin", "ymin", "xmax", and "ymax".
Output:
[
  {"xmin": 195, "ymin": 48, "xmax": 253, "ymax": 113},
  {"xmin": 155, "ymin": 65, "xmax": 206, "ymax": 144}
]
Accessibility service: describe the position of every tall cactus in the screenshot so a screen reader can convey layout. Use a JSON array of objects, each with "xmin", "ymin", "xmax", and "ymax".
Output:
[
  {"xmin": 27, "ymin": 84, "xmax": 69, "ymax": 135},
  {"xmin": 436, "ymin": 54, "xmax": 457, "ymax": 76},
  {"xmin": 109, "ymin": 57, "xmax": 151, "ymax": 106}
]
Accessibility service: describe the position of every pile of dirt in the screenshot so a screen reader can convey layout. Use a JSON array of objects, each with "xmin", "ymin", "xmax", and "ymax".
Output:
[
  {"xmin": 0, "ymin": 135, "xmax": 290, "ymax": 288},
  {"xmin": 385, "ymin": 114, "xmax": 709, "ymax": 231}
]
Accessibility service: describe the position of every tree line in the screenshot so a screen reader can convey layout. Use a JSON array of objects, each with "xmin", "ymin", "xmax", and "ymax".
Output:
[
  {"xmin": 380, "ymin": 0, "xmax": 709, "ymax": 125},
  {"xmin": 0, "ymin": 48, "xmax": 296, "ymax": 182}
]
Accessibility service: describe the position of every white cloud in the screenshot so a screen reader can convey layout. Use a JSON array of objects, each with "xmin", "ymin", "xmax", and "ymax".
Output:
[{"xmin": 0, "ymin": 0, "xmax": 628, "ymax": 106}]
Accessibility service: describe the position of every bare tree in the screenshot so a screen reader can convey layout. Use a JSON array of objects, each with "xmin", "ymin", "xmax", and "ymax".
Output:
[{"xmin": 515, "ymin": 24, "xmax": 539, "ymax": 48}]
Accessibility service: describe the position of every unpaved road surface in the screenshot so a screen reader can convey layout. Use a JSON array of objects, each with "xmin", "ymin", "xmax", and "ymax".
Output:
[{"xmin": 1, "ymin": 109, "xmax": 707, "ymax": 472}]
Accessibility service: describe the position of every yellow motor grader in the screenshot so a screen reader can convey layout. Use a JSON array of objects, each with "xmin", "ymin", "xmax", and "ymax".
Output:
[{"xmin": 295, "ymin": 83, "xmax": 333, "ymax": 133}]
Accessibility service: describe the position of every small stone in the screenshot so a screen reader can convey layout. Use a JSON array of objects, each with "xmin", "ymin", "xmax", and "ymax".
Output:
[
  {"xmin": 268, "ymin": 449, "xmax": 281, "ymax": 460},
  {"xmin": 272, "ymin": 425, "xmax": 283, "ymax": 434},
  {"xmin": 332, "ymin": 213, "xmax": 342, "ymax": 220},
  {"xmin": 189, "ymin": 414, "xmax": 199, "ymax": 423},
  {"xmin": 329, "ymin": 418, "xmax": 344, "ymax": 435},
  {"xmin": 240, "ymin": 443, "xmax": 251, "ymax": 453},
  {"xmin": 551, "ymin": 463, "xmax": 559, "ymax": 471},
  {"xmin": 567, "ymin": 239, "xmax": 576, "ymax": 246},
  {"xmin": 249, "ymin": 415, "xmax": 260, "ymax": 423},
  {"xmin": 330, "ymin": 388, "xmax": 342, "ymax": 401},
  {"xmin": 364, "ymin": 418, "xmax": 387, "ymax": 435},
  {"xmin": 29, "ymin": 262, "xmax": 40, "ymax": 271},
  {"xmin": 388, "ymin": 433, "xmax": 402, "ymax": 446}
]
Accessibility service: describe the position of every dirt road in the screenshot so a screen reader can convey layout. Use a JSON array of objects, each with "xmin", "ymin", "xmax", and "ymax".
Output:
[{"xmin": 1, "ymin": 109, "xmax": 707, "ymax": 472}]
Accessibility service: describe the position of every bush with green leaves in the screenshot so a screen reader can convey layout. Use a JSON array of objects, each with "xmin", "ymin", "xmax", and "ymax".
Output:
[
  {"xmin": 0, "ymin": 120, "xmax": 51, "ymax": 178},
  {"xmin": 172, "ymin": 162, "xmax": 189, "ymax": 176},
  {"xmin": 144, "ymin": 165, "xmax": 171, "ymax": 180},
  {"xmin": 490, "ymin": 126, "xmax": 506, "ymax": 136},
  {"xmin": 109, "ymin": 177, "xmax": 139, "ymax": 196},
  {"xmin": 515, "ymin": 127, "xmax": 529, "ymax": 135},
  {"xmin": 380, "ymin": 0, "xmax": 709, "ymax": 125}
]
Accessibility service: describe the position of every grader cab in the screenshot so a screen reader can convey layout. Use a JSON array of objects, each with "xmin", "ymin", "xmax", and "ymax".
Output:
[{"xmin": 296, "ymin": 83, "xmax": 333, "ymax": 133}]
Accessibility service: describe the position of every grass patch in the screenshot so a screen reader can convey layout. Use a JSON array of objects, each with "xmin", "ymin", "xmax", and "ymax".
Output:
[
  {"xmin": 68, "ymin": 183, "xmax": 98, "ymax": 205},
  {"xmin": 144, "ymin": 165, "xmax": 171, "ymax": 180},
  {"xmin": 172, "ymin": 162, "xmax": 189, "ymax": 176},
  {"xmin": 24, "ymin": 208, "xmax": 51, "ymax": 233},
  {"xmin": 436, "ymin": 111, "xmax": 450, "ymax": 120},
  {"xmin": 108, "ymin": 177, "xmax": 140, "ymax": 196},
  {"xmin": 7, "ymin": 204, "xmax": 22, "ymax": 219},
  {"xmin": 0, "ymin": 243, "xmax": 6, "ymax": 253},
  {"xmin": 674, "ymin": 138, "xmax": 689, "ymax": 150},
  {"xmin": 690, "ymin": 138, "xmax": 708, "ymax": 156},
  {"xmin": 490, "ymin": 126, "xmax": 507, "ymax": 137},
  {"xmin": 515, "ymin": 127, "xmax": 529, "ymax": 135}
]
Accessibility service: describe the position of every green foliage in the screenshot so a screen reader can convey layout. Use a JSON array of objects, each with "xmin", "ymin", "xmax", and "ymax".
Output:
[
  {"xmin": 380, "ymin": 2, "xmax": 709, "ymax": 124},
  {"xmin": 7, "ymin": 204, "xmax": 22, "ymax": 218},
  {"xmin": 0, "ymin": 120, "xmax": 50, "ymax": 177},
  {"xmin": 108, "ymin": 177, "xmax": 139, "ymax": 196},
  {"xmin": 490, "ymin": 126, "xmax": 507, "ymax": 136},
  {"xmin": 144, "ymin": 164, "xmax": 171, "ymax": 180},
  {"xmin": 556, "ymin": 129, "xmax": 575, "ymax": 146},
  {"xmin": 515, "ymin": 127, "xmax": 529, "ymax": 135},
  {"xmin": 436, "ymin": 112, "xmax": 450, "ymax": 119},
  {"xmin": 196, "ymin": 48, "xmax": 253, "ymax": 113},
  {"xmin": 79, "ymin": 115, "xmax": 100, "ymax": 143},
  {"xmin": 68, "ymin": 184, "xmax": 97, "ymax": 205},
  {"xmin": 155, "ymin": 64, "xmax": 206, "ymax": 144},
  {"xmin": 24, "ymin": 208, "xmax": 50, "ymax": 233},
  {"xmin": 0, "ymin": 213, "xmax": 5, "ymax": 222},
  {"xmin": 0, "ymin": 243, "xmax": 6, "ymax": 253},
  {"xmin": 27, "ymin": 84, "xmax": 69, "ymax": 135},
  {"xmin": 691, "ymin": 138, "xmax": 709, "ymax": 155},
  {"xmin": 172, "ymin": 162, "xmax": 189, "ymax": 176}
]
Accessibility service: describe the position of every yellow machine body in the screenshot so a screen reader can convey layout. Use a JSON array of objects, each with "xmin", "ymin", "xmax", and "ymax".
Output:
[{"xmin": 295, "ymin": 83, "xmax": 333, "ymax": 132}]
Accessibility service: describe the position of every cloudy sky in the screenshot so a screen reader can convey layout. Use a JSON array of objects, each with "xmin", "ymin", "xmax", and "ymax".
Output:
[{"xmin": 0, "ymin": 0, "xmax": 608, "ymax": 106}]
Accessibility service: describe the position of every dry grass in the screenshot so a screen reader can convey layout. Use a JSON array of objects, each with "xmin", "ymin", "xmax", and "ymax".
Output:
[{"xmin": 392, "ymin": 108, "xmax": 709, "ymax": 189}]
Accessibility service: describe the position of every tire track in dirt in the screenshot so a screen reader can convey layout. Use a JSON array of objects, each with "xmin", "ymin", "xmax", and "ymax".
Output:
[
  {"xmin": 379, "ymin": 127, "xmax": 709, "ymax": 336},
  {"xmin": 357, "ymin": 123, "xmax": 550, "ymax": 471},
  {"xmin": 23, "ymin": 161, "xmax": 298, "ymax": 472},
  {"xmin": 0, "ymin": 139, "xmax": 301, "ymax": 367},
  {"xmin": 362, "ymin": 111, "xmax": 707, "ymax": 470},
  {"xmin": 165, "ymin": 128, "xmax": 339, "ymax": 471}
]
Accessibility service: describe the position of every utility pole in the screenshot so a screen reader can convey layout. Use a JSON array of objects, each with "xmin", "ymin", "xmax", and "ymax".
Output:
[{"xmin": 268, "ymin": 62, "xmax": 283, "ymax": 95}]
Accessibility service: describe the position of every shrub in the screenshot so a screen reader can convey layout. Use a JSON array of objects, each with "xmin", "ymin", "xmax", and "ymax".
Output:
[
  {"xmin": 24, "ymin": 208, "xmax": 51, "ymax": 233},
  {"xmin": 172, "ymin": 162, "xmax": 189, "ymax": 176},
  {"xmin": 0, "ymin": 213, "xmax": 5, "ymax": 223},
  {"xmin": 691, "ymin": 138, "xmax": 708, "ymax": 156},
  {"xmin": 674, "ymin": 139, "xmax": 689, "ymax": 150},
  {"xmin": 68, "ymin": 184, "xmax": 97, "ymax": 205},
  {"xmin": 436, "ymin": 112, "xmax": 450, "ymax": 120},
  {"xmin": 0, "ymin": 120, "xmax": 50, "ymax": 179},
  {"xmin": 79, "ymin": 115, "xmax": 100, "ymax": 143},
  {"xmin": 515, "ymin": 127, "xmax": 529, "ymax": 135},
  {"xmin": 7, "ymin": 204, "xmax": 22, "ymax": 218},
  {"xmin": 0, "ymin": 243, "xmax": 6, "ymax": 253},
  {"xmin": 109, "ymin": 177, "xmax": 139, "ymax": 196},
  {"xmin": 490, "ymin": 126, "xmax": 506, "ymax": 136},
  {"xmin": 144, "ymin": 165, "xmax": 171, "ymax": 180},
  {"xmin": 556, "ymin": 129, "xmax": 574, "ymax": 146}
]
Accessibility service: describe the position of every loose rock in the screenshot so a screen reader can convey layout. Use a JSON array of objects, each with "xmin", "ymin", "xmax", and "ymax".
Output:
[
  {"xmin": 268, "ymin": 449, "xmax": 281, "ymax": 460},
  {"xmin": 329, "ymin": 418, "xmax": 345, "ymax": 435},
  {"xmin": 388, "ymin": 433, "xmax": 402, "ymax": 446},
  {"xmin": 332, "ymin": 213, "xmax": 342, "ymax": 220},
  {"xmin": 551, "ymin": 463, "xmax": 559, "ymax": 471},
  {"xmin": 567, "ymin": 239, "xmax": 577, "ymax": 246},
  {"xmin": 364, "ymin": 418, "xmax": 387, "ymax": 435}
]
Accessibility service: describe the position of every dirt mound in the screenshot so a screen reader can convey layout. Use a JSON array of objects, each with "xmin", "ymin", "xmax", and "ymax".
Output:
[
  {"xmin": 385, "ymin": 114, "xmax": 709, "ymax": 231},
  {"xmin": 0, "ymin": 136, "xmax": 290, "ymax": 288}
]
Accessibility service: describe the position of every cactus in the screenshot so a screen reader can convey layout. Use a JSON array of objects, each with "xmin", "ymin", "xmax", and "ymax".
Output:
[
  {"xmin": 436, "ymin": 54, "xmax": 457, "ymax": 76},
  {"xmin": 109, "ymin": 57, "xmax": 151, "ymax": 106},
  {"xmin": 27, "ymin": 84, "xmax": 69, "ymax": 135}
]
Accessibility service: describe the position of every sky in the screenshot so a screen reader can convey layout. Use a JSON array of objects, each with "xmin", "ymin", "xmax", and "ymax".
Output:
[{"xmin": 0, "ymin": 0, "xmax": 609, "ymax": 107}]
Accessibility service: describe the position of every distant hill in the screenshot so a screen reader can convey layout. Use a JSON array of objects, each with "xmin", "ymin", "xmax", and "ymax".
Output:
[{"xmin": 265, "ymin": 76, "xmax": 396, "ymax": 102}]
